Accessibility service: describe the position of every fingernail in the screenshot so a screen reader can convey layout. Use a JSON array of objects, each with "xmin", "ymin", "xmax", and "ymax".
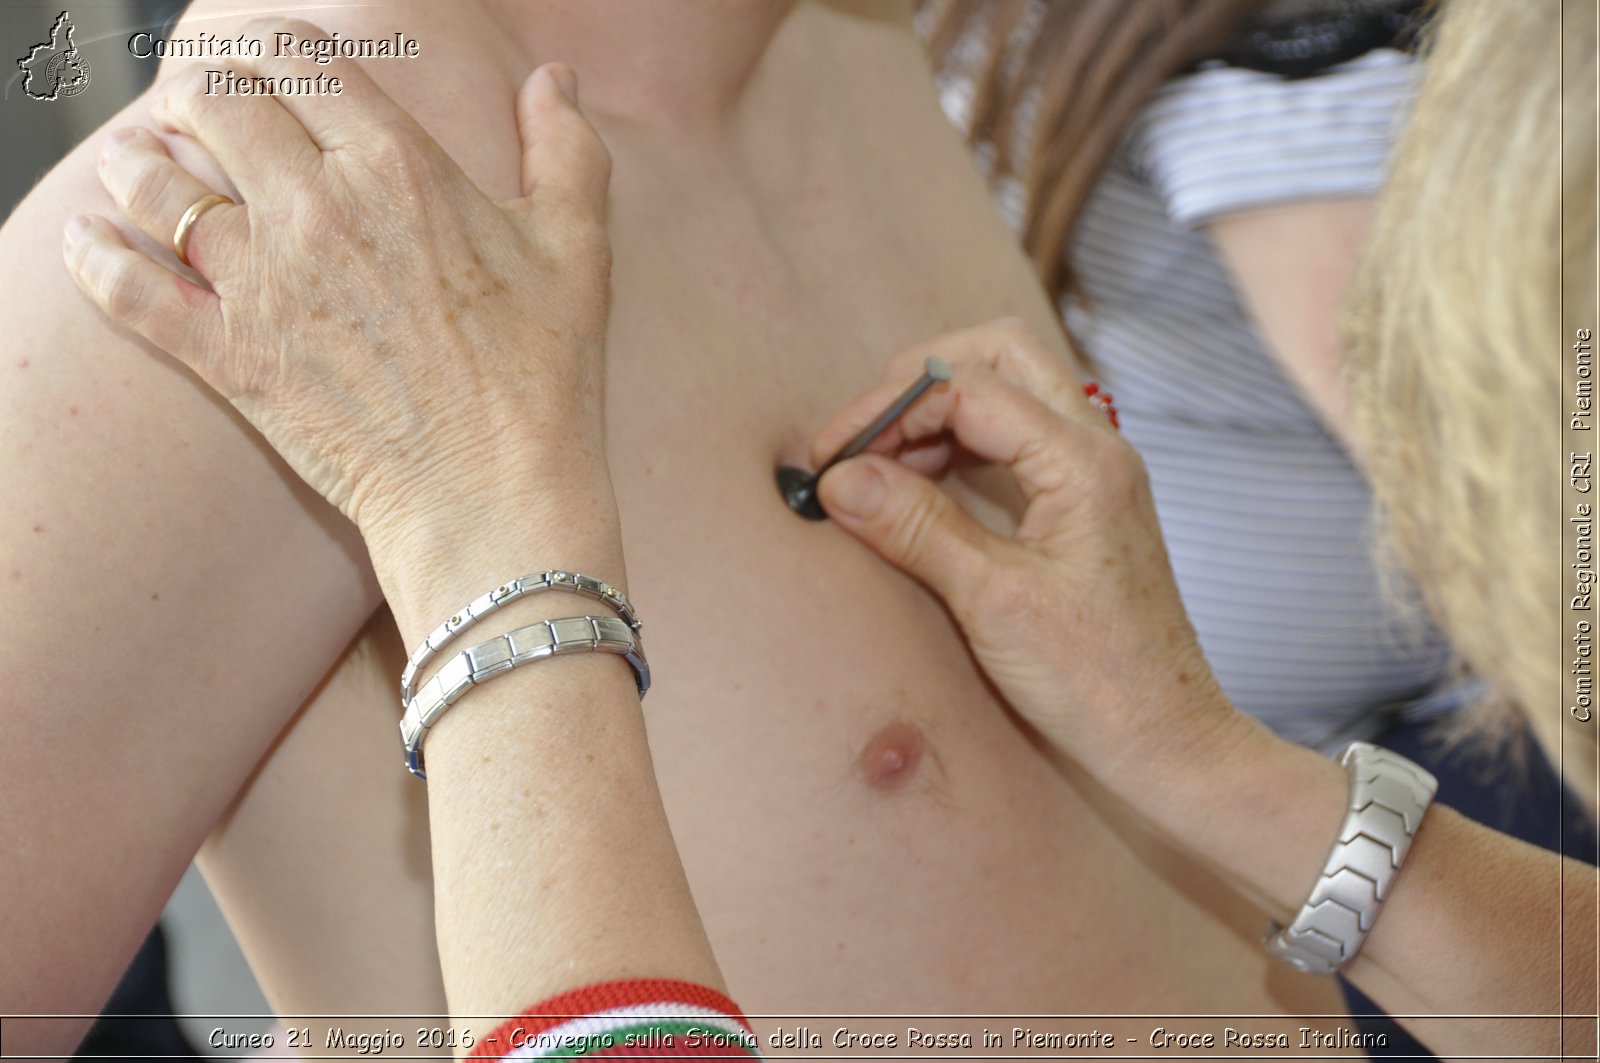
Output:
[
  {"xmin": 548, "ymin": 64, "xmax": 578, "ymax": 103},
  {"xmin": 63, "ymin": 214, "xmax": 90, "ymax": 247},
  {"xmin": 825, "ymin": 461, "xmax": 887, "ymax": 520},
  {"xmin": 106, "ymin": 127, "xmax": 139, "ymax": 150}
]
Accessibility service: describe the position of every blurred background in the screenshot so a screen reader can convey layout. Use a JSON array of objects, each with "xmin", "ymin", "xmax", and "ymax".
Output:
[{"xmin": 3, "ymin": 2, "xmax": 273, "ymax": 1055}]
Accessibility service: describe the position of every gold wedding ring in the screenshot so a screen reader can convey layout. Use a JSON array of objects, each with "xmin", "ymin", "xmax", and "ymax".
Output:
[{"xmin": 172, "ymin": 193, "xmax": 233, "ymax": 268}]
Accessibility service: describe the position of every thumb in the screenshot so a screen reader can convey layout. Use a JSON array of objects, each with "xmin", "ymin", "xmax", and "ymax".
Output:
[
  {"xmin": 819, "ymin": 454, "xmax": 1001, "ymax": 616},
  {"xmin": 510, "ymin": 63, "xmax": 611, "ymax": 216}
]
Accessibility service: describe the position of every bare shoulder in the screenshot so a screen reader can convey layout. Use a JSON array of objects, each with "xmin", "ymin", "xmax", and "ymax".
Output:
[
  {"xmin": 161, "ymin": 0, "xmax": 528, "ymax": 196},
  {"xmin": 0, "ymin": 1, "xmax": 544, "ymax": 1038}
]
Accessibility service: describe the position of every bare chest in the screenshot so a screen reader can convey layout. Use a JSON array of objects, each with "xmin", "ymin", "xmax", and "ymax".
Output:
[{"xmin": 580, "ymin": 117, "xmax": 1119, "ymax": 1007}]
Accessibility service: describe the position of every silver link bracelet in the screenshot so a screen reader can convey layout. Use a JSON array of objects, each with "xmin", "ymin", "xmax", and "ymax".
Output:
[
  {"xmin": 399, "ymin": 570, "xmax": 641, "ymax": 710},
  {"xmin": 399, "ymin": 614, "xmax": 650, "ymax": 780},
  {"xmin": 1263, "ymin": 741, "xmax": 1438, "ymax": 974}
]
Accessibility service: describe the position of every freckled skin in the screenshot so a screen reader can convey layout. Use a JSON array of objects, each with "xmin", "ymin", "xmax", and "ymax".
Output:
[
  {"xmin": 21, "ymin": 2, "xmax": 1339, "ymax": 1030},
  {"xmin": 857, "ymin": 720, "xmax": 924, "ymax": 792}
]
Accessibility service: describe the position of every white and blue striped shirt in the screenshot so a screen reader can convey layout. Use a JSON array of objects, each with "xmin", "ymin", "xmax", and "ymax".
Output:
[{"xmin": 950, "ymin": 49, "xmax": 1454, "ymax": 750}]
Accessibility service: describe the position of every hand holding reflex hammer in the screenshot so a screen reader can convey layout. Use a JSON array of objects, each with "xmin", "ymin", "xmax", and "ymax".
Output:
[{"xmin": 807, "ymin": 318, "xmax": 1238, "ymax": 779}]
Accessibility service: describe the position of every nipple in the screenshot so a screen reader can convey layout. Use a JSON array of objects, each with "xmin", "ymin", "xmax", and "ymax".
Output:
[
  {"xmin": 858, "ymin": 721, "xmax": 925, "ymax": 792},
  {"xmin": 776, "ymin": 356, "xmax": 951, "ymax": 521}
]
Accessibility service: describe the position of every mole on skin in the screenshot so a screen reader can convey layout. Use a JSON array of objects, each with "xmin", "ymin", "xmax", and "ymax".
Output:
[{"xmin": 858, "ymin": 720, "xmax": 924, "ymax": 791}]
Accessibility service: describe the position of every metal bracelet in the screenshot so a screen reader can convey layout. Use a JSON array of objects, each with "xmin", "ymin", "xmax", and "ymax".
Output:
[
  {"xmin": 1263, "ymin": 741, "xmax": 1438, "ymax": 974},
  {"xmin": 399, "ymin": 571, "xmax": 640, "ymax": 710},
  {"xmin": 400, "ymin": 614, "xmax": 650, "ymax": 780}
]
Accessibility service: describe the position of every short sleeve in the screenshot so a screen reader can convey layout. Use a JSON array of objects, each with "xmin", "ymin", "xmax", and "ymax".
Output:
[{"xmin": 1125, "ymin": 49, "xmax": 1421, "ymax": 228}]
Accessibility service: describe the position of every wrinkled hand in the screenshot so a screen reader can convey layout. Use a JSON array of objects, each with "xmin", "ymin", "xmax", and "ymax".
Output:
[
  {"xmin": 810, "ymin": 319, "xmax": 1240, "ymax": 771},
  {"xmin": 62, "ymin": 19, "xmax": 614, "ymax": 557}
]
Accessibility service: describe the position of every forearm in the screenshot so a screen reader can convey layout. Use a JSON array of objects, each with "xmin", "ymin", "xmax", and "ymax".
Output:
[
  {"xmin": 372, "ymin": 504, "xmax": 723, "ymax": 1032},
  {"xmin": 424, "ymin": 660, "xmax": 723, "ymax": 1020},
  {"xmin": 1103, "ymin": 709, "xmax": 1595, "ymax": 1061},
  {"xmin": 1208, "ymin": 200, "xmax": 1374, "ymax": 456},
  {"xmin": 40, "ymin": 8, "xmax": 713, "ymax": 1046}
]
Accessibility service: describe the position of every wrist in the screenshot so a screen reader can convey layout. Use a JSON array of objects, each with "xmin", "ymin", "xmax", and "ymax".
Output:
[
  {"xmin": 361, "ymin": 473, "xmax": 626, "ymax": 644},
  {"xmin": 1053, "ymin": 656, "xmax": 1249, "ymax": 788},
  {"xmin": 1043, "ymin": 664, "xmax": 1353, "ymax": 920},
  {"xmin": 1123, "ymin": 708, "xmax": 1351, "ymax": 919}
]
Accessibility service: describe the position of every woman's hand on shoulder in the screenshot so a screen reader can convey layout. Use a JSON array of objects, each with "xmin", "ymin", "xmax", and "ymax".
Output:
[
  {"xmin": 810, "ymin": 318, "xmax": 1245, "ymax": 774},
  {"xmin": 61, "ymin": 18, "xmax": 614, "ymax": 560}
]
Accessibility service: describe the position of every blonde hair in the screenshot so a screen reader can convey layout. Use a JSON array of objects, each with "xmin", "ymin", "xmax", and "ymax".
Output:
[{"xmin": 1347, "ymin": 0, "xmax": 1598, "ymax": 792}]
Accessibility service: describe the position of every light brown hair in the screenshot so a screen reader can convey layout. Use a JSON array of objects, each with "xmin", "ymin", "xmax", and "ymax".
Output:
[{"xmin": 922, "ymin": 0, "xmax": 1268, "ymax": 297}]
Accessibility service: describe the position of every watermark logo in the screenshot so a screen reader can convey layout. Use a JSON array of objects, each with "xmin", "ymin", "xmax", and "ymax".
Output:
[{"xmin": 17, "ymin": 11, "xmax": 92, "ymax": 100}]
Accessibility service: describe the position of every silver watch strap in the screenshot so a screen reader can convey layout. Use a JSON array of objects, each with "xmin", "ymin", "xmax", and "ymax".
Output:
[
  {"xmin": 399, "ymin": 571, "xmax": 640, "ymax": 709},
  {"xmin": 1263, "ymin": 741, "xmax": 1438, "ymax": 974},
  {"xmin": 399, "ymin": 614, "xmax": 650, "ymax": 780}
]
